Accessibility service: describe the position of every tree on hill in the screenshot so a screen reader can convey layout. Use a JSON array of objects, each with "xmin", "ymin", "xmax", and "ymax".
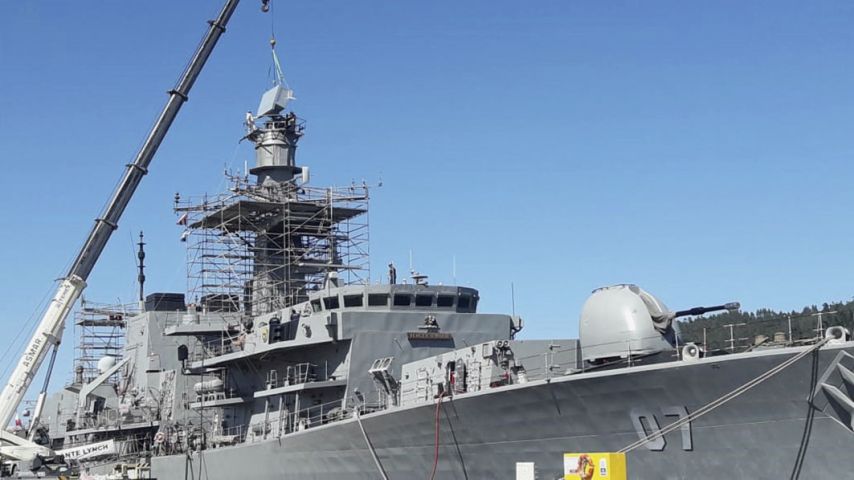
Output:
[{"xmin": 678, "ymin": 298, "xmax": 854, "ymax": 353}]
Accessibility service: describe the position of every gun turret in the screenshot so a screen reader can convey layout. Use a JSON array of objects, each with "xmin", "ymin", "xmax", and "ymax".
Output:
[{"xmin": 579, "ymin": 285, "xmax": 740, "ymax": 364}]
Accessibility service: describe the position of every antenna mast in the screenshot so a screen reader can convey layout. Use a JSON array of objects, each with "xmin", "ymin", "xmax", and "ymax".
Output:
[{"xmin": 137, "ymin": 231, "xmax": 146, "ymax": 305}]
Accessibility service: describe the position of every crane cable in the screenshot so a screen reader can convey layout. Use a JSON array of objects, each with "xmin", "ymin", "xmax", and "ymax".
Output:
[
  {"xmin": 619, "ymin": 337, "xmax": 830, "ymax": 453},
  {"xmin": 270, "ymin": 39, "xmax": 288, "ymax": 88},
  {"xmin": 263, "ymin": 0, "xmax": 288, "ymax": 89}
]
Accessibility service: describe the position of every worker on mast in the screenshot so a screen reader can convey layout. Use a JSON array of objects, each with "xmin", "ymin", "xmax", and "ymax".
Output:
[{"xmin": 245, "ymin": 111, "xmax": 257, "ymax": 134}]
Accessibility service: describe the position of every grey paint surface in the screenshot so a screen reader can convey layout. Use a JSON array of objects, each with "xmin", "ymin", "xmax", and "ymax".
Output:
[{"xmin": 151, "ymin": 343, "xmax": 854, "ymax": 480}]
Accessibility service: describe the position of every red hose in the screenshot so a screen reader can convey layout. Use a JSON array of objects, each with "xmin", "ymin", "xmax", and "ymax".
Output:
[{"xmin": 428, "ymin": 392, "xmax": 445, "ymax": 480}]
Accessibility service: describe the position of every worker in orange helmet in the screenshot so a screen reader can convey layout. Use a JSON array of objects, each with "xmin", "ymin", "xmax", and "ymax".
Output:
[{"xmin": 577, "ymin": 454, "xmax": 595, "ymax": 480}]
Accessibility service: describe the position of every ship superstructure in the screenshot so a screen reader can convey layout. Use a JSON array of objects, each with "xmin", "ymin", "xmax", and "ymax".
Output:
[
  {"xmin": 156, "ymin": 82, "xmax": 527, "ymax": 450},
  {"xmin": 31, "ymin": 77, "xmax": 528, "ymax": 474}
]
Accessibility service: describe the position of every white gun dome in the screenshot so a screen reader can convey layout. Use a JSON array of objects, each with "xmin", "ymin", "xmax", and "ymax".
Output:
[
  {"xmin": 579, "ymin": 284, "xmax": 676, "ymax": 363},
  {"xmin": 97, "ymin": 356, "xmax": 117, "ymax": 375}
]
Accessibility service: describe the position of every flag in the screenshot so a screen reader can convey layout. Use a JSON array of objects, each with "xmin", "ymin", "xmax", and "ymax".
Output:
[{"xmin": 176, "ymin": 213, "xmax": 188, "ymax": 226}]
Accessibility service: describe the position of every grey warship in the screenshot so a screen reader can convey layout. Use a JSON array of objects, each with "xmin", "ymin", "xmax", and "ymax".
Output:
[
  {"xmin": 3, "ymin": 2, "xmax": 854, "ymax": 479},
  {"xmin": 42, "ymin": 64, "xmax": 854, "ymax": 480}
]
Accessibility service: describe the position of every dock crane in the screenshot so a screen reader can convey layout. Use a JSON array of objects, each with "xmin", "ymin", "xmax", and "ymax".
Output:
[{"xmin": 0, "ymin": 0, "xmax": 243, "ymax": 471}]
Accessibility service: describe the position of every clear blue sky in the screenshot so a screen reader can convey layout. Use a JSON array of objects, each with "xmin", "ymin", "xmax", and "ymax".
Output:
[{"xmin": 1, "ymin": 1, "xmax": 853, "ymax": 387}]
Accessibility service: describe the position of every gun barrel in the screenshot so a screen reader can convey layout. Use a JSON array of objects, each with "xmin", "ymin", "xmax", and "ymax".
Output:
[{"xmin": 674, "ymin": 302, "xmax": 740, "ymax": 318}]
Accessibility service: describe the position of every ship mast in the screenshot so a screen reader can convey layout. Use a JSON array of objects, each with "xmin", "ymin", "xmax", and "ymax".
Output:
[
  {"xmin": 0, "ymin": 0, "xmax": 242, "ymax": 461},
  {"xmin": 137, "ymin": 231, "xmax": 146, "ymax": 307},
  {"xmin": 175, "ymin": 81, "xmax": 371, "ymax": 315}
]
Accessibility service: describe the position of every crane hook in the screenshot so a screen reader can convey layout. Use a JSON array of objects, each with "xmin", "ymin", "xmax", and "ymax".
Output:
[{"xmin": 261, "ymin": 0, "xmax": 271, "ymax": 13}]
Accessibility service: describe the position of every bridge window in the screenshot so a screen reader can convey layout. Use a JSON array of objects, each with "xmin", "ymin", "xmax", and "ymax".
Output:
[
  {"xmin": 415, "ymin": 294, "xmax": 434, "ymax": 307},
  {"xmin": 344, "ymin": 294, "xmax": 363, "ymax": 307},
  {"xmin": 437, "ymin": 295, "xmax": 455, "ymax": 308},
  {"xmin": 393, "ymin": 294, "xmax": 412, "ymax": 307},
  {"xmin": 368, "ymin": 294, "xmax": 389, "ymax": 307},
  {"xmin": 311, "ymin": 299, "xmax": 322, "ymax": 312},
  {"xmin": 458, "ymin": 295, "xmax": 471, "ymax": 310},
  {"xmin": 323, "ymin": 296, "xmax": 340, "ymax": 310}
]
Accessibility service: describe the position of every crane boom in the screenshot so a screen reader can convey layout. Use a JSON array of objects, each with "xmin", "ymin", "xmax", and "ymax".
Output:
[{"xmin": 0, "ymin": 0, "xmax": 241, "ymax": 434}]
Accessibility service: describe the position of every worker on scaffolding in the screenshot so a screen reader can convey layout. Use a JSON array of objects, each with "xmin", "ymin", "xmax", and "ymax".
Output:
[{"xmin": 388, "ymin": 262, "xmax": 397, "ymax": 284}]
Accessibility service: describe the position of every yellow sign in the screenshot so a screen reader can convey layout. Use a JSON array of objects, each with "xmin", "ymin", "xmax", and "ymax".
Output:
[{"xmin": 563, "ymin": 453, "xmax": 627, "ymax": 480}]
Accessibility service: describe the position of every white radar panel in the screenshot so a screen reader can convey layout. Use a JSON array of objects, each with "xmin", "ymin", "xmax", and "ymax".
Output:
[{"xmin": 257, "ymin": 85, "xmax": 295, "ymax": 117}]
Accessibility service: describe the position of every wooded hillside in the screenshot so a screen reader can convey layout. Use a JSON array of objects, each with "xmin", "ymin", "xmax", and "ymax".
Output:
[{"xmin": 678, "ymin": 298, "xmax": 854, "ymax": 353}]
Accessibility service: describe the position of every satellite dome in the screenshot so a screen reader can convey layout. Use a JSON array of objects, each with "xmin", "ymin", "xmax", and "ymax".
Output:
[{"xmin": 97, "ymin": 356, "xmax": 117, "ymax": 374}]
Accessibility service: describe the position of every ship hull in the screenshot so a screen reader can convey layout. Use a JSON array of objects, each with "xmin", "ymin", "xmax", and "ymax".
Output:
[{"xmin": 152, "ymin": 343, "xmax": 854, "ymax": 479}]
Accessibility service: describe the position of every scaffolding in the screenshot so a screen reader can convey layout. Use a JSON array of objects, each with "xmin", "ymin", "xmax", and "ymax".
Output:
[
  {"xmin": 176, "ymin": 173, "xmax": 370, "ymax": 316},
  {"xmin": 73, "ymin": 299, "xmax": 135, "ymax": 384}
]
